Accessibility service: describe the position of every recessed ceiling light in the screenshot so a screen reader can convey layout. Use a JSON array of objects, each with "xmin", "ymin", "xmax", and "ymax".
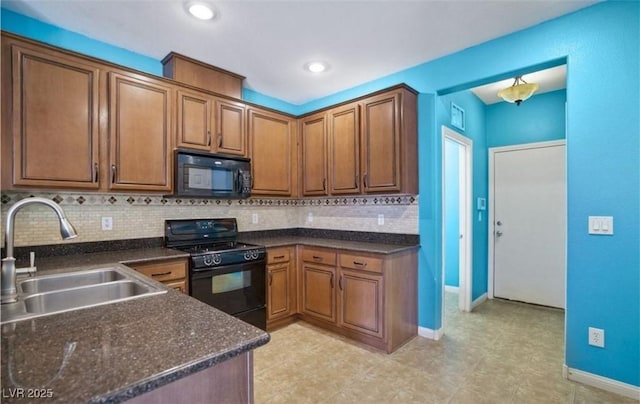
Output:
[
  {"xmin": 305, "ymin": 62, "xmax": 328, "ymax": 73},
  {"xmin": 187, "ymin": 2, "xmax": 215, "ymax": 20}
]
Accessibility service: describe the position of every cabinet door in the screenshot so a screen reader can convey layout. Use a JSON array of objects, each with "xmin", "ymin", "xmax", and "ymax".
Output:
[
  {"xmin": 361, "ymin": 92, "xmax": 401, "ymax": 193},
  {"xmin": 338, "ymin": 269, "xmax": 384, "ymax": 338},
  {"xmin": 109, "ymin": 72, "xmax": 173, "ymax": 191},
  {"xmin": 176, "ymin": 88, "xmax": 212, "ymax": 151},
  {"xmin": 8, "ymin": 44, "xmax": 100, "ymax": 189},
  {"xmin": 300, "ymin": 112, "xmax": 328, "ymax": 196},
  {"xmin": 268, "ymin": 263, "xmax": 291, "ymax": 320},
  {"xmin": 215, "ymin": 99, "xmax": 246, "ymax": 156},
  {"xmin": 301, "ymin": 263, "xmax": 336, "ymax": 323},
  {"xmin": 248, "ymin": 108, "xmax": 297, "ymax": 196},
  {"xmin": 329, "ymin": 103, "xmax": 360, "ymax": 194}
]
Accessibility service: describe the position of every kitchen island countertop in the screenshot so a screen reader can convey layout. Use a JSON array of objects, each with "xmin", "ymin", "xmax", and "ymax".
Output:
[{"xmin": 0, "ymin": 257, "xmax": 269, "ymax": 403}]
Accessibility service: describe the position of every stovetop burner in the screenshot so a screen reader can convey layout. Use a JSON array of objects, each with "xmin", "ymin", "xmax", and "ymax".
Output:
[
  {"xmin": 165, "ymin": 218, "xmax": 266, "ymax": 270},
  {"xmin": 179, "ymin": 241, "xmax": 258, "ymax": 254}
]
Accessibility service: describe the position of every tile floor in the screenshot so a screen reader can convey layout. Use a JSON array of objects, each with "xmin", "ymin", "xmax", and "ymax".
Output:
[{"xmin": 254, "ymin": 292, "xmax": 636, "ymax": 403}]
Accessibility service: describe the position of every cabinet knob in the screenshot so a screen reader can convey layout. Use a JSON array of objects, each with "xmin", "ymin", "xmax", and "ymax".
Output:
[
  {"xmin": 330, "ymin": 273, "xmax": 334, "ymax": 288},
  {"xmin": 363, "ymin": 173, "xmax": 368, "ymax": 188},
  {"xmin": 111, "ymin": 164, "xmax": 117, "ymax": 183},
  {"xmin": 323, "ymin": 178, "xmax": 326, "ymax": 191},
  {"xmin": 338, "ymin": 275, "xmax": 343, "ymax": 290},
  {"xmin": 207, "ymin": 131, "xmax": 212, "ymax": 147},
  {"xmin": 269, "ymin": 272, "xmax": 273, "ymax": 286},
  {"xmin": 218, "ymin": 133, "xmax": 223, "ymax": 148},
  {"xmin": 151, "ymin": 271, "xmax": 172, "ymax": 277},
  {"xmin": 94, "ymin": 162, "xmax": 99, "ymax": 183}
]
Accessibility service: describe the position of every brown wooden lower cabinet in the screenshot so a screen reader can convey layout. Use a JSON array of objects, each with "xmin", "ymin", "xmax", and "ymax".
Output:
[
  {"xmin": 266, "ymin": 245, "xmax": 417, "ymax": 353},
  {"xmin": 266, "ymin": 246, "xmax": 297, "ymax": 330},
  {"xmin": 127, "ymin": 257, "xmax": 189, "ymax": 294}
]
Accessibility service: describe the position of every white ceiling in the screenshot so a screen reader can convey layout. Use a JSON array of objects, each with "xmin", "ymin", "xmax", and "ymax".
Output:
[{"xmin": 2, "ymin": 0, "xmax": 595, "ymax": 105}]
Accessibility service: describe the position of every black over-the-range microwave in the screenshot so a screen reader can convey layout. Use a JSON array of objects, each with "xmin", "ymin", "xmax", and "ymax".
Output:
[{"xmin": 173, "ymin": 149, "xmax": 252, "ymax": 199}]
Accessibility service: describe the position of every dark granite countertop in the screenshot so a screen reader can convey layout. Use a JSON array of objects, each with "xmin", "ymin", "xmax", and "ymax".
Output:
[
  {"xmin": 240, "ymin": 236, "xmax": 420, "ymax": 254},
  {"xmin": 16, "ymin": 247, "xmax": 190, "ymax": 273},
  {"xmin": 0, "ymin": 261, "xmax": 269, "ymax": 403}
]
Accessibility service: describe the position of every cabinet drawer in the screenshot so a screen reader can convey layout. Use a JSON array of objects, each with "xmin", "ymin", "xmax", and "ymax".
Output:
[
  {"xmin": 302, "ymin": 248, "xmax": 337, "ymax": 266},
  {"xmin": 339, "ymin": 254, "xmax": 383, "ymax": 274},
  {"xmin": 267, "ymin": 248, "xmax": 291, "ymax": 264},
  {"xmin": 130, "ymin": 259, "xmax": 187, "ymax": 282}
]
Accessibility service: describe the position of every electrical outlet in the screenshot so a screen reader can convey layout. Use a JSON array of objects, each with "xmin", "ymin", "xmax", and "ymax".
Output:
[
  {"xmin": 378, "ymin": 214, "xmax": 384, "ymax": 225},
  {"xmin": 307, "ymin": 212, "xmax": 314, "ymax": 223},
  {"xmin": 252, "ymin": 213, "xmax": 259, "ymax": 224},
  {"xmin": 101, "ymin": 217, "xmax": 113, "ymax": 231},
  {"xmin": 588, "ymin": 327, "xmax": 605, "ymax": 348}
]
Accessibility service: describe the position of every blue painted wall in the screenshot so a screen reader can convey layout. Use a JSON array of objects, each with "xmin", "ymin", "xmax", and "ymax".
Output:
[
  {"xmin": 444, "ymin": 139, "xmax": 460, "ymax": 288},
  {"xmin": 487, "ymin": 89, "xmax": 566, "ymax": 147},
  {"xmin": 3, "ymin": 1, "xmax": 638, "ymax": 386},
  {"xmin": 439, "ymin": 91, "xmax": 489, "ymax": 301}
]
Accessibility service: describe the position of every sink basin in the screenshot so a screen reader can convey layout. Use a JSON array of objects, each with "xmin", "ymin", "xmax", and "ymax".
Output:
[
  {"xmin": 1, "ymin": 266, "xmax": 166, "ymax": 324},
  {"xmin": 20, "ymin": 269, "xmax": 127, "ymax": 294},
  {"xmin": 24, "ymin": 281, "xmax": 152, "ymax": 314}
]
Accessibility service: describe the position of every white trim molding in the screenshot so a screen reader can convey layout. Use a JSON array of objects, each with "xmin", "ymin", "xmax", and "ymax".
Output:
[
  {"xmin": 563, "ymin": 365, "xmax": 640, "ymax": 400},
  {"xmin": 418, "ymin": 326, "xmax": 444, "ymax": 341},
  {"xmin": 444, "ymin": 285, "xmax": 459, "ymax": 293},
  {"xmin": 471, "ymin": 292, "xmax": 488, "ymax": 310}
]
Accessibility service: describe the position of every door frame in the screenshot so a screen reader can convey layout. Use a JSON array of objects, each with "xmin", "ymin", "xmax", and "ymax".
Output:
[
  {"xmin": 441, "ymin": 126, "xmax": 473, "ymax": 313},
  {"xmin": 487, "ymin": 139, "xmax": 566, "ymax": 299}
]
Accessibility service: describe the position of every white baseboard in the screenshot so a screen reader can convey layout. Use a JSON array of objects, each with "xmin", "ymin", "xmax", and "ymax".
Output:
[
  {"xmin": 471, "ymin": 292, "xmax": 488, "ymax": 309},
  {"xmin": 563, "ymin": 365, "xmax": 640, "ymax": 400},
  {"xmin": 418, "ymin": 326, "xmax": 444, "ymax": 340},
  {"xmin": 444, "ymin": 285, "xmax": 459, "ymax": 293}
]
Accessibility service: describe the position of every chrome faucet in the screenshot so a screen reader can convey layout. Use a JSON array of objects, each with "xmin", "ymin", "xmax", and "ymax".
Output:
[{"xmin": 1, "ymin": 197, "xmax": 78, "ymax": 304}]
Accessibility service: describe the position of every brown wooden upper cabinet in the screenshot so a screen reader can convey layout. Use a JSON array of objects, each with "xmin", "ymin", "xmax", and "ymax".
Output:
[
  {"xmin": 360, "ymin": 88, "xmax": 417, "ymax": 194},
  {"xmin": 328, "ymin": 103, "xmax": 361, "ymax": 195},
  {"xmin": 176, "ymin": 88, "xmax": 247, "ymax": 156},
  {"xmin": 108, "ymin": 72, "xmax": 173, "ymax": 192},
  {"xmin": 298, "ymin": 86, "xmax": 417, "ymax": 197},
  {"xmin": 248, "ymin": 107, "xmax": 297, "ymax": 196},
  {"xmin": 300, "ymin": 112, "xmax": 328, "ymax": 196},
  {"xmin": 1, "ymin": 39, "xmax": 101, "ymax": 190}
]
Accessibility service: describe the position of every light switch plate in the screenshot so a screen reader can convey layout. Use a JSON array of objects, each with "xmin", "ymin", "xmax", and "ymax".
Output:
[
  {"xmin": 588, "ymin": 216, "xmax": 613, "ymax": 235},
  {"xmin": 378, "ymin": 214, "xmax": 384, "ymax": 225}
]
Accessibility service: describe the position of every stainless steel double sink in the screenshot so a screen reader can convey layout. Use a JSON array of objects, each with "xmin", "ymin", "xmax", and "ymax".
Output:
[{"xmin": 1, "ymin": 266, "xmax": 167, "ymax": 324}]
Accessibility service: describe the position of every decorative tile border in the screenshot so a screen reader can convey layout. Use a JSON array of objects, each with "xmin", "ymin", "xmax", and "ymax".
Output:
[{"xmin": 1, "ymin": 192, "xmax": 418, "ymax": 207}]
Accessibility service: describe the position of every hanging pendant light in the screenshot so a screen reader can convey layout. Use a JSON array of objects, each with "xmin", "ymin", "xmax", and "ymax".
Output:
[{"xmin": 497, "ymin": 76, "xmax": 539, "ymax": 106}]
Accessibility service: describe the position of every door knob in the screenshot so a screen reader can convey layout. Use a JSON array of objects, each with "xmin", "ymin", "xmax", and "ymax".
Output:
[{"xmin": 496, "ymin": 231, "xmax": 503, "ymax": 237}]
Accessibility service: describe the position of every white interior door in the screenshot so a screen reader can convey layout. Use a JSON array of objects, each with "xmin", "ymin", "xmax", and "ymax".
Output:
[{"xmin": 492, "ymin": 142, "xmax": 566, "ymax": 308}]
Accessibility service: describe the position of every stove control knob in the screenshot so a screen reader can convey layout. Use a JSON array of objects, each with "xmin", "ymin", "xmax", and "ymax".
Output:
[
  {"xmin": 203, "ymin": 255, "xmax": 213, "ymax": 266},
  {"xmin": 212, "ymin": 253, "xmax": 222, "ymax": 265},
  {"xmin": 251, "ymin": 250, "xmax": 259, "ymax": 259},
  {"xmin": 244, "ymin": 250, "xmax": 252, "ymax": 261}
]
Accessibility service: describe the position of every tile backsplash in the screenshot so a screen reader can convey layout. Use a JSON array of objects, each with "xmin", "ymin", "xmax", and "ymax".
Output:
[{"xmin": 1, "ymin": 192, "xmax": 418, "ymax": 247}]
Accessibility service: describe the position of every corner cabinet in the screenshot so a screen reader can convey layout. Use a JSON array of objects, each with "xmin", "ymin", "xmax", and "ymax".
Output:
[
  {"xmin": 108, "ymin": 72, "xmax": 173, "ymax": 192},
  {"xmin": 248, "ymin": 107, "xmax": 298, "ymax": 196},
  {"xmin": 1, "ymin": 38, "xmax": 102, "ymax": 190},
  {"xmin": 266, "ymin": 246, "xmax": 297, "ymax": 330},
  {"xmin": 299, "ymin": 246, "xmax": 417, "ymax": 353}
]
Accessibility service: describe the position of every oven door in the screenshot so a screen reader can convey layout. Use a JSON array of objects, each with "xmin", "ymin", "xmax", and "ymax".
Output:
[{"xmin": 190, "ymin": 260, "xmax": 266, "ymax": 322}]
